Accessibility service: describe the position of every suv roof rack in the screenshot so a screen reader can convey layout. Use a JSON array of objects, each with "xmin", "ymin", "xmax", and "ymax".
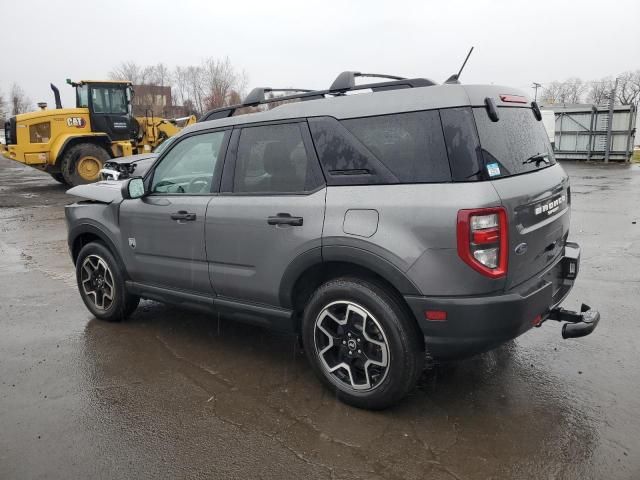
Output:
[{"xmin": 199, "ymin": 71, "xmax": 437, "ymax": 122}]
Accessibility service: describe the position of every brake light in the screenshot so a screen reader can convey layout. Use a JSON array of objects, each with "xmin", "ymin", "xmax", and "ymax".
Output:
[
  {"xmin": 457, "ymin": 207, "xmax": 508, "ymax": 278},
  {"xmin": 499, "ymin": 94, "xmax": 528, "ymax": 104}
]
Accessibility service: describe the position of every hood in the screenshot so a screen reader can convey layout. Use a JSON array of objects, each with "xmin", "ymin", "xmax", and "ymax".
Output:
[
  {"xmin": 67, "ymin": 180, "xmax": 123, "ymax": 203},
  {"xmin": 101, "ymin": 153, "xmax": 158, "ymax": 180}
]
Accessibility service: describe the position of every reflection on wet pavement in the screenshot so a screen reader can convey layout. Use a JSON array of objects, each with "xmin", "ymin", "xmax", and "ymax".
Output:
[{"xmin": 1, "ymin": 158, "xmax": 638, "ymax": 479}]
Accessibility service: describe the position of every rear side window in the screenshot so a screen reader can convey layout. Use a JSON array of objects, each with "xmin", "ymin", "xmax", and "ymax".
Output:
[
  {"xmin": 440, "ymin": 107, "xmax": 484, "ymax": 181},
  {"xmin": 342, "ymin": 111, "xmax": 450, "ymax": 183},
  {"xmin": 234, "ymin": 123, "xmax": 320, "ymax": 193},
  {"xmin": 473, "ymin": 107, "xmax": 556, "ymax": 178},
  {"xmin": 308, "ymin": 117, "xmax": 397, "ymax": 186},
  {"xmin": 309, "ymin": 112, "xmax": 451, "ymax": 186}
]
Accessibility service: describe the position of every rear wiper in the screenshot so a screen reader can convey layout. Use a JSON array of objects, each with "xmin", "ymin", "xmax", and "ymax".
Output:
[{"xmin": 523, "ymin": 152, "xmax": 550, "ymax": 166}]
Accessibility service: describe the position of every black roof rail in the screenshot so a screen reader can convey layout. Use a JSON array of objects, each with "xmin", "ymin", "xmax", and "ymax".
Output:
[
  {"xmin": 243, "ymin": 87, "xmax": 314, "ymax": 106},
  {"xmin": 329, "ymin": 71, "xmax": 406, "ymax": 92},
  {"xmin": 198, "ymin": 72, "xmax": 437, "ymax": 122}
]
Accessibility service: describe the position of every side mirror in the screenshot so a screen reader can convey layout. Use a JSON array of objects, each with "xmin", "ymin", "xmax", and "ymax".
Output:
[{"xmin": 121, "ymin": 177, "xmax": 146, "ymax": 200}]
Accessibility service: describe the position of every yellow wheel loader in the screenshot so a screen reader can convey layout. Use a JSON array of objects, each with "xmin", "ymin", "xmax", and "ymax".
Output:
[{"xmin": 1, "ymin": 80, "xmax": 195, "ymax": 186}]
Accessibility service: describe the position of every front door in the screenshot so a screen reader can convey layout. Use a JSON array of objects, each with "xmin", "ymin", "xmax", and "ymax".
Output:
[
  {"xmin": 120, "ymin": 129, "xmax": 230, "ymax": 294},
  {"xmin": 206, "ymin": 122, "xmax": 326, "ymax": 307},
  {"xmin": 88, "ymin": 84, "xmax": 132, "ymax": 141}
]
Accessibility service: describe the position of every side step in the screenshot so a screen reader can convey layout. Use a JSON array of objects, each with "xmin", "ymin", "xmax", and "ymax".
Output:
[{"xmin": 547, "ymin": 303, "xmax": 601, "ymax": 339}]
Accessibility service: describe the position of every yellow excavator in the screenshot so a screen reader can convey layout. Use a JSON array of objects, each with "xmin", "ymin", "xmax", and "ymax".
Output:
[{"xmin": 1, "ymin": 80, "xmax": 195, "ymax": 186}]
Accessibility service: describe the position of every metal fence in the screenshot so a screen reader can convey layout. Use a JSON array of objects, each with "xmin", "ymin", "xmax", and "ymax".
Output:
[{"xmin": 541, "ymin": 104, "xmax": 637, "ymax": 162}]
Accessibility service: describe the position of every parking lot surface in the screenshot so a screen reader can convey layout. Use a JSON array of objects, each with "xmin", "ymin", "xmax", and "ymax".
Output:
[{"xmin": 1, "ymin": 157, "xmax": 638, "ymax": 479}]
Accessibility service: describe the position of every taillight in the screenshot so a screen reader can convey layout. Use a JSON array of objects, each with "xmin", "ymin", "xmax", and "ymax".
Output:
[{"xmin": 457, "ymin": 207, "xmax": 508, "ymax": 278}]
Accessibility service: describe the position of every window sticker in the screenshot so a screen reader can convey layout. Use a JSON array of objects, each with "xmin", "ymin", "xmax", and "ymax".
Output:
[{"xmin": 486, "ymin": 162, "xmax": 501, "ymax": 177}]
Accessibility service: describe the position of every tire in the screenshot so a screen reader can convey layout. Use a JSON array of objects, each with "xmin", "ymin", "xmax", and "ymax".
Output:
[
  {"xmin": 302, "ymin": 277, "xmax": 424, "ymax": 409},
  {"xmin": 61, "ymin": 143, "xmax": 110, "ymax": 186},
  {"xmin": 49, "ymin": 173, "xmax": 68, "ymax": 185},
  {"xmin": 75, "ymin": 242, "xmax": 140, "ymax": 322}
]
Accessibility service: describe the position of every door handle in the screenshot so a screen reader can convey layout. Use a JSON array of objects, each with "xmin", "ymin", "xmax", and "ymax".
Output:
[
  {"xmin": 171, "ymin": 210, "xmax": 197, "ymax": 221},
  {"xmin": 267, "ymin": 213, "xmax": 303, "ymax": 226}
]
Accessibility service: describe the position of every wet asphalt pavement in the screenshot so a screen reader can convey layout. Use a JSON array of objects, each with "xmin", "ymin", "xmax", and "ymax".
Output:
[{"xmin": 0, "ymin": 157, "xmax": 638, "ymax": 480}]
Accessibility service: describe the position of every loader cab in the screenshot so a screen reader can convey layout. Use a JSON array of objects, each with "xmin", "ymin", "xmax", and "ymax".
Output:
[{"xmin": 74, "ymin": 80, "xmax": 134, "ymax": 141}]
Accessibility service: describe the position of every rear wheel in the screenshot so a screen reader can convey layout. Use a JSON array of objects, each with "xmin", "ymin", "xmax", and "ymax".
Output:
[
  {"xmin": 302, "ymin": 277, "xmax": 424, "ymax": 409},
  {"xmin": 61, "ymin": 143, "xmax": 110, "ymax": 186},
  {"xmin": 75, "ymin": 242, "xmax": 139, "ymax": 322}
]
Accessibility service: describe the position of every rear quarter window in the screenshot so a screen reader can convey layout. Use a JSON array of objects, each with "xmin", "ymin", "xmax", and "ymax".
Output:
[
  {"xmin": 342, "ymin": 111, "xmax": 451, "ymax": 183},
  {"xmin": 473, "ymin": 107, "xmax": 556, "ymax": 178},
  {"xmin": 309, "ymin": 112, "xmax": 452, "ymax": 186},
  {"xmin": 439, "ymin": 107, "xmax": 484, "ymax": 182}
]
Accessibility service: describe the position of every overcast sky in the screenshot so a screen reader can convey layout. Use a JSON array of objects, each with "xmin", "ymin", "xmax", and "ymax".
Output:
[{"xmin": 2, "ymin": 0, "xmax": 639, "ymax": 107}]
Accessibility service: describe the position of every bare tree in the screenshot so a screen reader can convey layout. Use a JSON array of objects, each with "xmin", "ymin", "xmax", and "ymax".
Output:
[
  {"xmin": 541, "ymin": 78, "xmax": 586, "ymax": 104},
  {"xmin": 0, "ymin": 89, "xmax": 6, "ymax": 121},
  {"xmin": 186, "ymin": 65, "xmax": 205, "ymax": 114},
  {"xmin": 586, "ymin": 77, "xmax": 614, "ymax": 105},
  {"xmin": 616, "ymin": 70, "xmax": 640, "ymax": 106},
  {"xmin": 109, "ymin": 57, "xmax": 248, "ymax": 116},
  {"xmin": 109, "ymin": 61, "xmax": 143, "ymax": 83},
  {"xmin": 563, "ymin": 77, "xmax": 587, "ymax": 104},
  {"xmin": 152, "ymin": 63, "xmax": 172, "ymax": 87},
  {"xmin": 201, "ymin": 57, "xmax": 244, "ymax": 110},
  {"xmin": 10, "ymin": 83, "xmax": 31, "ymax": 115},
  {"xmin": 540, "ymin": 81, "xmax": 564, "ymax": 104},
  {"xmin": 172, "ymin": 66, "xmax": 189, "ymax": 107}
]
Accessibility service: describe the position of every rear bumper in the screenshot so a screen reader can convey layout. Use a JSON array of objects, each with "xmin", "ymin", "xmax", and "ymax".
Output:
[{"xmin": 405, "ymin": 242, "xmax": 585, "ymax": 359}]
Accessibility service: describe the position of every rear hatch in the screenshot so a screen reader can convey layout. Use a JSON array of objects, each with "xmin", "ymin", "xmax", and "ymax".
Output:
[{"xmin": 472, "ymin": 105, "xmax": 570, "ymax": 289}]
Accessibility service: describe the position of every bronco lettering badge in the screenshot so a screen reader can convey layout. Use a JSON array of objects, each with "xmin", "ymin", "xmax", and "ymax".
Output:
[{"xmin": 534, "ymin": 194, "xmax": 566, "ymax": 217}]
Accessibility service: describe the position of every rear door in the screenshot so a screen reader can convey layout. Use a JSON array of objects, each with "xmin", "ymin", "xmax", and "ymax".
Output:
[
  {"xmin": 473, "ymin": 106, "xmax": 570, "ymax": 289},
  {"xmin": 119, "ymin": 129, "xmax": 229, "ymax": 294},
  {"xmin": 206, "ymin": 122, "xmax": 326, "ymax": 307}
]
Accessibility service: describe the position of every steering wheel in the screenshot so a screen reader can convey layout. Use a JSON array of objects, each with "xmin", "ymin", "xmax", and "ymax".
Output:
[{"xmin": 187, "ymin": 176, "xmax": 211, "ymax": 193}]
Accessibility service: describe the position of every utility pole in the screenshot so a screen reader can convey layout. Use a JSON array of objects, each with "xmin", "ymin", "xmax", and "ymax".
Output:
[
  {"xmin": 604, "ymin": 77, "xmax": 619, "ymax": 163},
  {"xmin": 532, "ymin": 82, "xmax": 542, "ymax": 102}
]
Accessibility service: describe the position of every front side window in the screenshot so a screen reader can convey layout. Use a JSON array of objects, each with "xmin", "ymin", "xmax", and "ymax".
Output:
[
  {"xmin": 233, "ymin": 123, "xmax": 320, "ymax": 193},
  {"xmin": 152, "ymin": 131, "xmax": 227, "ymax": 194},
  {"xmin": 76, "ymin": 85, "xmax": 89, "ymax": 108},
  {"xmin": 91, "ymin": 87, "xmax": 128, "ymax": 115}
]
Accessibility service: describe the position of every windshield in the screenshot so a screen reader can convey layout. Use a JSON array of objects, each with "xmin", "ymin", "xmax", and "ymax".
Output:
[
  {"xmin": 153, "ymin": 135, "xmax": 176, "ymax": 154},
  {"xmin": 91, "ymin": 86, "xmax": 128, "ymax": 115},
  {"xmin": 473, "ymin": 107, "xmax": 556, "ymax": 178}
]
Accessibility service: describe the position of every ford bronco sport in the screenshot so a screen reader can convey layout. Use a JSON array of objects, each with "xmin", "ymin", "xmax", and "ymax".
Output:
[{"xmin": 66, "ymin": 71, "xmax": 600, "ymax": 409}]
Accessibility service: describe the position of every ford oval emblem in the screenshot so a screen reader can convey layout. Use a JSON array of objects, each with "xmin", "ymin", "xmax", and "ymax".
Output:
[{"xmin": 515, "ymin": 243, "xmax": 528, "ymax": 255}]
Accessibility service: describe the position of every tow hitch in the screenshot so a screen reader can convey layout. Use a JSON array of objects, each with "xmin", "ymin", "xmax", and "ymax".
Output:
[{"xmin": 547, "ymin": 303, "xmax": 601, "ymax": 339}]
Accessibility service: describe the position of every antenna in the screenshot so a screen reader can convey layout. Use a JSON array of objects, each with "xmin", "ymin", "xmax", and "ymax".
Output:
[{"xmin": 445, "ymin": 46, "xmax": 474, "ymax": 84}]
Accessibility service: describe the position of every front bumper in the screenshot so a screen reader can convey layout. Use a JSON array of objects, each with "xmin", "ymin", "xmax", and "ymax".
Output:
[{"xmin": 404, "ymin": 242, "xmax": 599, "ymax": 359}]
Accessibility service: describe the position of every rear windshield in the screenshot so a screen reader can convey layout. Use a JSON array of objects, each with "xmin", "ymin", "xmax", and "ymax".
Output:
[{"xmin": 473, "ymin": 107, "xmax": 556, "ymax": 178}]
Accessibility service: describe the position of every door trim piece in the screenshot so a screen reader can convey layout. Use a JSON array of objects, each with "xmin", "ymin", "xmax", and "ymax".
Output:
[
  {"xmin": 126, "ymin": 281, "xmax": 214, "ymax": 309},
  {"xmin": 125, "ymin": 281, "xmax": 296, "ymax": 331}
]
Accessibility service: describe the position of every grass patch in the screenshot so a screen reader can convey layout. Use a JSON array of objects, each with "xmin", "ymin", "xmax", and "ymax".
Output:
[{"xmin": 633, "ymin": 149, "xmax": 640, "ymax": 162}]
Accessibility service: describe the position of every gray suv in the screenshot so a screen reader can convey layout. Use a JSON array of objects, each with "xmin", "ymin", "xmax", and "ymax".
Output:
[{"xmin": 66, "ymin": 72, "xmax": 600, "ymax": 409}]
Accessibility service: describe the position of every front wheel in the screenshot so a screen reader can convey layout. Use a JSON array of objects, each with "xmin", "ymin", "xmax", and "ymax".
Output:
[
  {"xmin": 75, "ymin": 242, "xmax": 139, "ymax": 322},
  {"xmin": 302, "ymin": 277, "xmax": 424, "ymax": 409},
  {"xmin": 61, "ymin": 143, "xmax": 110, "ymax": 186}
]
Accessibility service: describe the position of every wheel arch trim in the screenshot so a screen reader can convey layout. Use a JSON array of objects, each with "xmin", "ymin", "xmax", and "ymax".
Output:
[
  {"xmin": 68, "ymin": 222, "xmax": 127, "ymax": 276},
  {"xmin": 279, "ymin": 245, "xmax": 421, "ymax": 309}
]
